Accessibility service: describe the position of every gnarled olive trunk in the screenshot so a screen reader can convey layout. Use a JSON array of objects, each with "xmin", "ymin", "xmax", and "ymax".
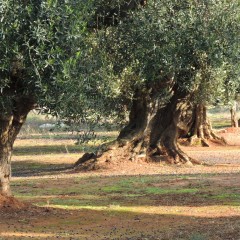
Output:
[
  {"xmin": 187, "ymin": 104, "xmax": 225, "ymax": 146},
  {"xmin": 0, "ymin": 99, "xmax": 34, "ymax": 196},
  {"xmin": 120, "ymin": 88, "xmax": 199, "ymax": 165},
  {"xmin": 75, "ymin": 86, "xmax": 202, "ymax": 170},
  {"xmin": 118, "ymin": 89, "xmax": 149, "ymax": 141}
]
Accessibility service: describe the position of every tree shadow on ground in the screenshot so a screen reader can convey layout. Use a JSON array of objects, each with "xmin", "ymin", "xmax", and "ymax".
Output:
[
  {"xmin": 12, "ymin": 160, "xmax": 73, "ymax": 177},
  {"xmin": 13, "ymin": 145, "xmax": 85, "ymax": 156},
  {"xmin": 11, "ymin": 172, "xmax": 240, "ymax": 207},
  {"xmin": 0, "ymin": 206, "xmax": 239, "ymax": 240}
]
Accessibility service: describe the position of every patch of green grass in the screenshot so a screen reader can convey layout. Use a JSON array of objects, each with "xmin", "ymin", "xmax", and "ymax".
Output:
[
  {"xmin": 145, "ymin": 187, "xmax": 198, "ymax": 195},
  {"xmin": 177, "ymin": 175, "xmax": 192, "ymax": 180},
  {"xmin": 190, "ymin": 233, "xmax": 206, "ymax": 240},
  {"xmin": 207, "ymin": 107, "xmax": 232, "ymax": 129},
  {"xmin": 14, "ymin": 162, "xmax": 46, "ymax": 170},
  {"xmin": 15, "ymin": 181, "xmax": 36, "ymax": 187},
  {"xmin": 200, "ymin": 191, "xmax": 240, "ymax": 206},
  {"xmin": 49, "ymin": 198, "xmax": 84, "ymax": 206},
  {"xmin": 12, "ymin": 173, "xmax": 240, "ymax": 215},
  {"xmin": 102, "ymin": 186, "xmax": 127, "ymax": 192},
  {"xmin": 102, "ymin": 178, "xmax": 199, "ymax": 196},
  {"xmin": 212, "ymin": 193, "xmax": 240, "ymax": 200},
  {"xmin": 212, "ymin": 120, "xmax": 231, "ymax": 129}
]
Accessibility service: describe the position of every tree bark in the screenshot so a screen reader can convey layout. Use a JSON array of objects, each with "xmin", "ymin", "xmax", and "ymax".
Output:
[
  {"xmin": 117, "ymin": 89, "xmax": 150, "ymax": 141},
  {"xmin": 75, "ymin": 85, "xmax": 203, "ymax": 170},
  {"xmin": 146, "ymin": 91, "xmax": 195, "ymax": 164},
  {"xmin": 0, "ymin": 98, "xmax": 34, "ymax": 196},
  {"xmin": 0, "ymin": 115, "xmax": 14, "ymax": 196},
  {"xmin": 187, "ymin": 104, "xmax": 225, "ymax": 146},
  {"xmin": 230, "ymin": 101, "xmax": 238, "ymax": 128}
]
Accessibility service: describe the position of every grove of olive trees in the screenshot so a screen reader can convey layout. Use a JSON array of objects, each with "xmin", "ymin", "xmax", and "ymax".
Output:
[{"xmin": 0, "ymin": 0, "xmax": 240, "ymax": 195}]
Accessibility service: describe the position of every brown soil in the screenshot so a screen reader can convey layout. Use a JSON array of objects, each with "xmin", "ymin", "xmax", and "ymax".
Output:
[
  {"xmin": 0, "ymin": 194, "xmax": 26, "ymax": 210},
  {"xmin": 0, "ymin": 127, "xmax": 240, "ymax": 239},
  {"xmin": 218, "ymin": 127, "xmax": 240, "ymax": 134},
  {"xmin": 218, "ymin": 127, "xmax": 240, "ymax": 145},
  {"xmin": 1, "ymin": 173, "xmax": 240, "ymax": 240}
]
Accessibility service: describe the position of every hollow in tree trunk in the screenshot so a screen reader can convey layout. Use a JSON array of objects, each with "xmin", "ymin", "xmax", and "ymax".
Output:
[
  {"xmin": 75, "ymin": 86, "xmax": 203, "ymax": 170},
  {"xmin": 187, "ymin": 104, "xmax": 226, "ymax": 147},
  {"xmin": 0, "ymin": 98, "xmax": 34, "ymax": 196}
]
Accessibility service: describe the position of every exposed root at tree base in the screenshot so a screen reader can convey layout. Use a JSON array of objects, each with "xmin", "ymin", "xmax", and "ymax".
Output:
[
  {"xmin": 180, "ymin": 135, "xmax": 227, "ymax": 147},
  {"xmin": 74, "ymin": 143, "xmax": 206, "ymax": 171}
]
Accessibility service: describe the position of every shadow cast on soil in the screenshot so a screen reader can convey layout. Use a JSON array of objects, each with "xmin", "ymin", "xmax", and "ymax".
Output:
[
  {"xmin": 13, "ymin": 145, "xmax": 85, "ymax": 155},
  {"xmin": 0, "ymin": 206, "xmax": 239, "ymax": 240},
  {"xmin": 11, "ymin": 172, "xmax": 240, "ymax": 207},
  {"xmin": 12, "ymin": 160, "xmax": 73, "ymax": 177}
]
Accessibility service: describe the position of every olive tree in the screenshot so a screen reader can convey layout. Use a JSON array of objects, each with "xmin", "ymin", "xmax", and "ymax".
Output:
[
  {"xmin": 75, "ymin": 0, "xmax": 240, "ymax": 168},
  {"xmin": 0, "ymin": 0, "xmax": 96, "ymax": 195}
]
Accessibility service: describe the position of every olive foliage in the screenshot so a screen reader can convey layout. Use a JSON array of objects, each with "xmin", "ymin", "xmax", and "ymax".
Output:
[
  {"xmin": 0, "ymin": 0, "xmax": 239, "ymax": 121},
  {"xmin": 0, "ymin": 0, "xmax": 114, "ymax": 123},
  {"xmin": 97, "ymin": 0, "xmax": 240, "ymax": 108}
]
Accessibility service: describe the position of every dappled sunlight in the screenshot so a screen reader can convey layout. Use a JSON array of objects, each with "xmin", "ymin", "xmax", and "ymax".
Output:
[
  {"xmin": 6, "ymin": 117, "xmax": 240, "ymax": 239},
  {"xmin": 16, "ymin": 194, "xmax": 102, "ymax": 201},
  {"xmin": 11, "ymin": 173, "xmax": 240, "ymax": 211},
  {"xmin": 15, "ymin": 137, "xmax": 76, "ymax": 146},
  {"xmin": 39, "ymin": 204, "xmax": 240, "ymax": 218},
  {"xmin": 0, "ymin": 231, "xmax": 87, "ymax": 239},
  {"xmin": 12, "ymin": 154, "xmax": 79, "ymax": 164},
  {"xmin": 1, "ymin": 198, "xmax": 240, "ymax": 240}
]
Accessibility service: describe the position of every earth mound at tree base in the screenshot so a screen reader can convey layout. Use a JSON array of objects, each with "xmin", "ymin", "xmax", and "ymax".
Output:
[
  {"xmin": 74, "ymin": 141, "xmax": 203, "ymax": 172},
  {"xmin": 0, "ymin": 194, "xmax": 26, "ymax": 211}
]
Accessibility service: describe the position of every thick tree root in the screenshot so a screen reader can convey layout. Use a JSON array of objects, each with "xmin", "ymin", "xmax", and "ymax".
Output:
[
  {"xmin": 187, "ymin": 104, "xmax": 227, "ymax": 147},
  {"xmin": 187, "ymin": 134, "xmax": 227, "ymax": 147},
  {"xmin": 74, "ymin": 140, "xmax": 204, "ymax": 171},
  {"xmin": 74, "ymin": 152, "xmax": 98, "ymax": 170}
]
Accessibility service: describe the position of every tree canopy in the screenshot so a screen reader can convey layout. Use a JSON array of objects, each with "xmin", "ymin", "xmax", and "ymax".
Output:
[
  {"xmin": 75, "ymin": 0, "xmax": 240, "ymax": 169},
  {"xmin": 0, "ymin": 0, "xmax": 100, "ymax": 119},
  {"xmin": 0, "ymin": 0, "xmax": 96, "ymax": 195},
  {"xmin": 97, "ymin": 0, "xmax": 240, "ymax": 104}
]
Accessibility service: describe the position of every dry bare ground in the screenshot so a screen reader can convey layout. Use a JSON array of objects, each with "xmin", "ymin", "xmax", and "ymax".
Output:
[{"xmin": 0, "ymin": 128, "xmax": 240, "ymax": 240}]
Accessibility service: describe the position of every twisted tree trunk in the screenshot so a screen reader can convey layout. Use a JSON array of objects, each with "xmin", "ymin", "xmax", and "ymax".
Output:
[
  {"xmin": 75, "ymin": 85, "xmax": 203, "ymax": 170},
  {"xmin": 0, "ymin": 98, "xmax": 34, "ymax": 196},
  {"xmin": 120, "ymin": 87, "xmax": 199, "ymax": 165},
  {"xmin": 187, "ymin": 104, "xmax": 226, "ymax": 147}
]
